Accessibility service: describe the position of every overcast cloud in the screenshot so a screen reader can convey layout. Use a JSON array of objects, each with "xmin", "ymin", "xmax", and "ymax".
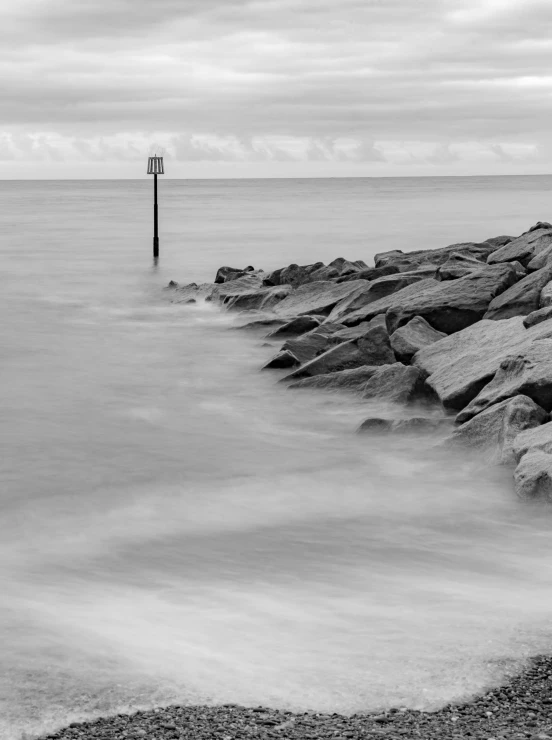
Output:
[{"xmin": 1, "ymin": 0, "xmax": 552, "ymax": 177}]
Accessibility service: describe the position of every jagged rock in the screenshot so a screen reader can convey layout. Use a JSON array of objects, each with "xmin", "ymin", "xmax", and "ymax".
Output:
[
  {"xmin": 540, "ymin": 281, "xmax": 552, "ymax": 308},
  {"xmin": 436, "ymin": 253, "xmax": 488, "ymax": 281},
  {"xmin": 513, "ymin": 451, "xmax": 552, "ymax": 500},
  {"xmin": 390, "ymin": 316, "xmax": 446, "ymax": 363},
  {"xmin": 272, "ymin": 280, "xmax": 369, "ymax": 318},
  {"xmin": 326, "ymin": 271, "xmax": 435, "ymax": 324},
  {"xmin": 224, "ymin": 285, "xmax": 293, "ymax": 312},
  {"xmin": 456, "ymin": 340, "xmax": 552, "ymax": 422},
  {"xmin": 215, "ymin": 266, "xmax": 252, "ymax": 284},
  {"xmin": 487, "ymin": 225, "xmax": 552, "ymax": 268},
  {"xmin": 527, "ymin": 243, "xmax": 552, "ymax": 271},
  {"xmin": 447, "ymin": 395, "xmax": 548, "ymax": 463},
  {"xmin": 281, "ymin": 325, "xmax": 343, "ymax": 364},
  {"xmin": 212, "ymin": 274, "xmax": 264, "ymax": 303},
  {"xmin": 336, "ymin": 265, "xmax": 400, "ymax": 283},
  {"xmin": 374, "ymin": 242, "xmax": 497, "ymax": 272},
  {"xmin": 261, "ymin": 262, "xmax": 322, "ymax": 288},
  {"xmin": 512, "ymin": 421, "xmax": 552, "ymax": 462},
  {"xmin": 361, "ymin": 364, "xmax": 433, "ymax": 404},
  {"xmin": 339, "ymin": 278, "xmax": 438, "ymax": 327},
  {"xmin": 483, "ymin": 265, "xmax": 552, "ymax": 320},
  {"xmin": 483, "ymin": 235, "xmax": 515, "ymax": 247},
  {"xmin": 287, "ymin": 366, "xmax": 381, "ymax": 392},
  {"xmin": 262, "ymin": 350, "xmax": 299, "ymax": 369},
  {"xmin": 329, "ymin": 257, "xmax": 369, "ymax": 275},
  {"xmin": 523, "ymin": 306, "xmax": 552, "ymax": 329},
  {"xmin": 307, "ymin": 265, "xmax": 340, "ymax": 282},
  {"xmin": 266, "ymin": 316, "xmax": 323, "ymax": 338},
  {"xmin": 283, "ymin": 324, "xmax": 394, "ymax": 380},
  {"xmin": 413, "ymin": 317, "xmax": 552, "ymax": 410},
  {"xmin": 386, "ymin": 264, "xmax": 518, "ymax": 335}
]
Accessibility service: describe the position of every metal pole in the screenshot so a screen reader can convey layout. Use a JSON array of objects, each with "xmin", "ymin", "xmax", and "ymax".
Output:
[{"xmin": 153, "ymin": 172, "xmax": 159, "ymax": 259}]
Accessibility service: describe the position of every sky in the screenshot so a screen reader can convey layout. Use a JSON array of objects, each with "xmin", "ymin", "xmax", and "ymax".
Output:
[{"xmin": 1, "ymin": 0, "xmax": 552, "ymax": 178}]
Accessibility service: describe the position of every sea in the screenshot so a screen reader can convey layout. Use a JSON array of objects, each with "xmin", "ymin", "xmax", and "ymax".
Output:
[{"xmin": 2, "ymin": 175, "xmax": 552, "ymax": 739}]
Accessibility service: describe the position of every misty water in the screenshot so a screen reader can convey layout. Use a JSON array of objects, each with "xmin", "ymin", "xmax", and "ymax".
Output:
[{"xmin": 3, "ymin": 176, "xmax": 552, "ymax": 739}]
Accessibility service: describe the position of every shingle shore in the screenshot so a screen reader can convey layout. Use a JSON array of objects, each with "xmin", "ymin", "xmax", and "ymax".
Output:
[{"xmin": 40, "ymin": 655, "xmax": 552, "ymax": 740}]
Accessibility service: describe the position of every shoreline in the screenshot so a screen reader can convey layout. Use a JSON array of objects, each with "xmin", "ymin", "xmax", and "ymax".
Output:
[{"xmin": 40, "ymin": 655, "xmax": 552, "ymax": 739}]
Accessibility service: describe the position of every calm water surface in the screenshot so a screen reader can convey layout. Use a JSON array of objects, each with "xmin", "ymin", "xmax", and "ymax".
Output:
[{"xmin": 2, "ymin": 176, "xmax": 552, "ymax": 739}]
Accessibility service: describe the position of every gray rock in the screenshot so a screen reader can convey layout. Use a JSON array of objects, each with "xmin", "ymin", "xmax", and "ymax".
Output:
[
  {"xmin": 527, "ymin": 242, "xmax": 552, "ymax": 271},
  {"xmin": 390, "ymin": 316, "xmax": 446, "ymax": 363},
  {"xmin": 215, "ymin": 266, "xmax": 250, "ymax": 284},
  {"xmin": 456, "ymin": 340, "xmax": 552, "ymax": 422},
  {"xmin": 386, "ymin": 264, "xmax": 519, "ymax": 334},
  {"xmin": 483, "ymin": 235, "xmax": 515, "ymax": 247},
  {"xmin": 374, "ymin": 241, "xmax": 497, "ymax": 271},
  {"xmin": 512, "ymin": 421, "xmax": 552, "ymax": 462},
  {"xmin": 413, "ymin": 317, "xmax": 552, "ymax": 410},
  {"xmin": 514, "ymin": 451, "xmax": 552, "ymax": 500},
  {"xmin": 328, "ymin": 257, "xmax": 369, "ymax": 275},
  {"xmin": 436, "ymin": 252, "xmax": 488, "ymax": 281},
  {"xmin": 262, "ymin": 350, "xmax": 299, "ymax": 369},
  {"xmin": 339, "ymin": 278, "xmax": 438, "ymax": 327},
  {"xmin": 361, "ymin": 363, "xmax": 433, "ymax": 404},
  {"xmin": 224, "ymin": 285, "xmax": 292, "ymax": 312},
  {"xmin": 540, "ymin": 281, "xmax": 552, "ymax": 308},
  {"xmin": 266, "ymin": 316, "xmax": 323, "ymax": 338},
  {"xmin": 336, "ymin": 264, "xmax": 400, "ymax": 283},
  {"xmin": 487, "ymin": 225, "xmax": 552, "ymax": 268},
  {"xmin": 391, "ymin": 417, "xmax": 454, "ymax": 434},
  {"xmin": 447, "ymin": 395, "xmax": 548, "ymax": 464},
  {"xmin": 523, "ymin": 306, "xmax": 552, "ymax": 329},
  {"xmin": 262, "ymin": 262, "xmax": 323, "ymax": 288},
  {"xmin": 272, "ymin": 280, "xmax": 369, "ymax": 318},
  {"xmin": 212, "ymin": 274, "xmax": 264, "ymax": 303},
  {"xmin": 483, "ymin": 265, "xmax": 552, "ymax": 320},
  {"xmin": 357, "ymin": 417, "xmax": 395, "ymax": 433},
  {"xmin": 287, "ymin": 366, "xmax": 381, "ymax": 392},
  {"xmin": 281, "ymin": 325, "xmax": 342, "ymax": 364},
  {"xmin": 233, "ymin": 318, "xmax": 287, "ymax": 331}
]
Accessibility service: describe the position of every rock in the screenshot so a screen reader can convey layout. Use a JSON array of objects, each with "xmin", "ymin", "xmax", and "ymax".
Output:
[
  {"xmin": 456, "ymin": 340, "xmax": 552, "ymax": 422},
  {"xmin": 386, "ymin": 264, "xmax": 519, "ymax": 335},
  {"xmin": 436, "ymin": 253, "xmax": 488, "ymax": 281},
  {"xmin": 281, "ymin": 325, "xmax": 342, "ymax": 364},
  {"xmin": 272, "ymin": 280, "xmax": 369, "ymax": 318},
  {"xmin": 361, "ymin": 364, "xmax": 433, "ymax": 404},
  {"xmin": 307, "ymin": 265, "xmax": 340, "ymax": 282},
  {"xmin": 512, "ymin": 421, "xmax": 552, "ymax": 462},
  {"xmin": 339, "ymin": 278, "xmax": 438, "ymax": 327},
  {"xmin": 513, "ymin": 451, "xmax": 552, "ymax": 500},
  {"xmin": 224, "ymin": 285, "xmax": 293, "ymax": 312},
  {"xmin": 265, "ymin": 316, "xmax": 323, "ymax": 338},
  {"xmin": 447, "ymin": 395, "xmax": 548, "ymax": 463},
  {"xmin": 287, "ymin": 366, "xmax": 381, "ymax": 392},
  {"xmin": 336, "ymin": 264, "xmax": 400, "ymax": 283},
  {"xmin": 484, "ymin": 234, "xmax": 515, "ymax": 247},
  {"xmin": 374, "ymin": 242, "xmax": 497, "ymax": 272},
  {"xmin": 329, "ymin": 257, "xmax": 369, "ymax": 275},
  {"xmin": 391, "ymin": 417, "xmax": 454, "ymax": 434},
  {"xmin": 484, "ymin": 265, "xmax": 552, "ymax": 320},
  {"xmin": 215, "ymin": 266, "xmax": 251, "ymax": 284},
  {"xmin": 413, "ymin": 317, "xmax": 552, "ymax": 410},
  {"xmin": 540, "ymin": 281, "xmax": 552, "ymax": 308},
  {"xmin": 527, "ymin": 242, "xmax": 552, "ymax": 271},
  {"xmin": 390, "ymin": 316, "xmax": 446, "ymax": 363},
  {"xmin": 523, "ymin": 306, "xmax": 552, "ymax": 329},
  {"xmin": 357, "ymin": 418, "xmax": 394, "ymax": 433},
  {"xmin": 487, "ymin": 225, "xmax": 552, "ymax": 268},
  {"xmin": 283, "ymin": 325, "xmax": 394, "ymax": 380},
  {"xmin": 262, "ymin": 262, "xmax": 324, "ymax": 288},
  {"xmin": 171, "ymin": 282, "xmax": 215, "ymax": 303},
  {"xmin": 262, "ymin": 350, "xmax": 299, "ymax": 369},
  {"xmin": 212, "ymin": 274, "xmax": 264, "ymax": 303},
  {"xmin": 234, "ymin": 318, "xmax": 287, "ymax": 331}
]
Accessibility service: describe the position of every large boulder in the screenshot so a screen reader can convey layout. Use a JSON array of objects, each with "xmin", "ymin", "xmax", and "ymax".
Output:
[
  {"xmin": 280, "ymin": 324, "xmax": 344, "ymax": 364},
  {"xmin": 361, "ymin": 364, "xmax": 433, "ymax": 404},
  {"xmin": 262, "ymin": 262, "xmax": 323, "ymax": 288},
  {"xmin": 446, "ymin": 395, "xmax": 548, "ymax": 464},
  {"xmin": 328, "ymin": 257, "xmax": 369, "ymax": 276},
  {"xmin": 374, "ymin": 242, "xmax": 496, "ymax": 272},
  {"xmin": 390, "ymin": 316, "xmax": 446, "ymax": 363},
  {"xmin": 272, "ymin": 280, "xmax": 369, "ymax": 318},
  {"xmin": 527, "ymin": 242, "xmax": 552, "ymax": 271},
  {"xmin": 282, "ymin": 324, "xmax": 394, "ymax": 380},
  {"xmin": 339, "ymin": 278, "xmax": 438, "ymax": 327},
  {"xmin": 523, "ymin": 306, "xmax": 552, "ymax": 329},
  {"xmin": 262, "ymin": 350, "xmax": 299, "ymax": 369},
  {"xmin": 540, "ymin": 281, "xmax": 552, "ymax": 308},
  {"xmin": 336, "ymin": 264, "xmax": 400, "ymax": 283},
  {"xmin": 436, "ymin": 253, "xmax": 488, "ymax": 281},
  {"xmin": 288, "ymin": 366, "xmax": 381, "ymax": 392},
  {"xmin": 487, "ymin": 225, "xmax": 552, "ymax": 268},
  {"xmin": 326, "ymin": 271, "xmax": 435, "ymax": 324},
  {"xmin": 224, "ymin": 285, "xmax": 293, "ymax": 312},
  {"xmin": 413, "ymin": 317, "xmax": 552, "ymax": 410},
  {"xmin": 385, "ymin": 264, "xmax": 519, "ymax": 335},
  {"xmin": 456, "ymin": 340, "xmax": 552, "ymax": 422},
  {"xmin": 483, "ymin": 265, "xmax": 552, "ymax": 320},
  {"xmin": 266, "ymin": 316, "xmax": 323, "ymax": 338},
  {"xmin": 214, "ymin": 265, "xmax": 256, "ymax": 284},
  {"xmin": 512, "ymin": 421, "xmax": 552, "ymax": 461},
  {"xmin": 513, "ymin": 451, "xmax": 552, "ymax": 500},
  {"xmin": 483, "ymin": 235, "xmax": 515, "ymax": 248},
  {"xmin": 211, "ymin": 274, "xmax": 264, "ymax": 302}
]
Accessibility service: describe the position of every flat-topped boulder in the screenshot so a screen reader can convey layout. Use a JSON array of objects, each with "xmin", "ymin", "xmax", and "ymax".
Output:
[
  {"xmin": 456, "ymin": 339, "xmax": 552, "ymax": 422},
  {"xmin": 386, "ymin": 263, "xmax": 519, "ymax": 335},
  {"xmin": 361, "ymin": 363, "xmax": 433, "ymax": 404},
  {"xmin": 413, "ymin": 317, "xmax": 552, "ymax": 410},
  {"xmin": 483, "ymin": 265, "xmax": 552, "ymax": 320},
  {"xmin": 487, "ymin": 224, "xmax": 552, "ymax": 268},
  {"xmin": 446, "ymin": 395, "xmax": 548, "ymax": 464},
  {"xmin": 272, "ymin": 279, "xmax": 369, "ymax": 318},
  {"xmin": 288, "ymin": 366, "xmax": 381, "ymax": 392},
  {"xmin": 390, "ymin": 316, "xmax": 446, "ymax": 363}
]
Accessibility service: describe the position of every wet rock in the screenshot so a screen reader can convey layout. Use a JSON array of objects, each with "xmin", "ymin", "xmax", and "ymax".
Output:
[
  {"xmin": 386, "ymin": 263, "xmax": 519, "ymax": 335},
  {"xmin": 224, "ymin": 285, "xmax": 293, "ymax": 312},
  {"xmin": 524, "ymin": 306, "xmax": 552, "ymax": 329},
  {"xmin": 340, "ymin": 278, "xmax": 438, "ymax": 327},
  {"xmin": 456, "ymin": 340, "xmax": 552, "ymax": 422},
  {"xmin": 484, "ymin": 265, "xmax": 552, "ymax": 320},
  {"xmin": 262, "ymin": 262, "xmax": 324, "ymax": 288},
  {"xmin": 390, "ymin": 316, "xmax": 446, "ymax": 363},
  {"xmin": 357, "ymin": 417, "xmax": 395, "ymax": 433},
  {"xmin": 361, "ymin": 364, "xmax": 433, "ymax": 404},
  {"xmin": 215, "ymin": 265, "xmax": 251, "ymax": 284},
  {"xmin": 262, "ymin": 350, "xmax": 299, "ymax": 369},
  {"xmin": 234, "ymin": 318, "xmax": 288, "ymax": 331},
  {"xmin": 540, "ymin": 281, "xmax": 552, "ymax": 308},
  {"xmin": 374, "ymin": 241, "xmax": 497, "ymax": 271},
  {"xmin": 272, "ymin": 280, "xmax": 369, "ymax": 319},
  {"xmin": 512, "ymin": 421, "xmax": 552, "ymax": 462},
  {"xmin": 391, "ymin": 417, "xmax": 454, "ymax": 434},
  {"xmin": 266, "ymin": 316, "xmax": 324, "ymax": 338},
  {"xmin": 288, "ymin": 366, "xmax": 381, "ymax": 392},
  {"xmin": 487, "ymin": 225, "xmax": 552, "ymax": 268},
  {"xmin": 447, "ymin": 395, "xmax": 548, "ymax": 463},
  {"xmin": 212, "ymin": 274, "xmax": 264, "ymax": 303},
  {"xmin": 281, "ymin": 325, "xmax": 342, "ymax": 364},
  {"xmin": 336, "ymin": 264, "xmax": 400, "ymax": 283},
  {"xmin": 514, "ymin": 451, "xmax": 552, "ymax": 500}
]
